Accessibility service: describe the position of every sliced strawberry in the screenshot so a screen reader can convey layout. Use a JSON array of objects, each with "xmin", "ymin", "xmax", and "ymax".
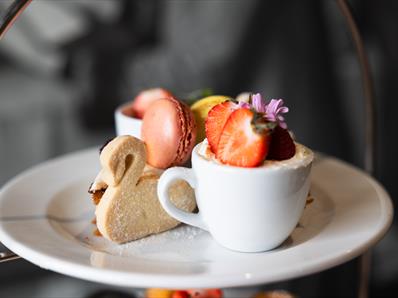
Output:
[
  {"xmin": 131, "ymin": 88, "xmax": 174, "ymax": 119},
  {"xmin": 267, "ymin": 126, "xmax": 296, "ymax": 160},
  {"xmin": 205, "ymin": 101, "xmax": 236, "ymax": 153},
  {"xmin": 216, "ymin": 108, "xmax": 269, "ymax": 167}
]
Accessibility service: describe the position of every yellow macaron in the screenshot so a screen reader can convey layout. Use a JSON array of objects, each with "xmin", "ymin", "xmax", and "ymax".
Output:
[{"xmin": 191, "ymin": 95, "xmax": 231, "ymax": 143}]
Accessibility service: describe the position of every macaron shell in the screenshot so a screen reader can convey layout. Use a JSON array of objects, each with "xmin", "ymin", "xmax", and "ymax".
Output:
[
  {"xmin": 175, "ymin": 101, "xmax": 196, "ymax": 165},
  {"xmin": 141, "ymin": 98, "xmax": 196, "ymax": 169},
  {"xmin": 131, "ymin": 88, "xmax": 174, "ymax": 119}
]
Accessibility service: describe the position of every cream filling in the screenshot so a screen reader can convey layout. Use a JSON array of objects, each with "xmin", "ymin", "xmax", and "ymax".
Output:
[{"xmin": 198, "ymin": 138, "xmax": 313, "ymax": 169}]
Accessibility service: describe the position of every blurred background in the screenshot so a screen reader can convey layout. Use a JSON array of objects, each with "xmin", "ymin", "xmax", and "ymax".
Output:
[{"xmin": 0, "ymin": 0, "xmax": 397, "ymax": 297}]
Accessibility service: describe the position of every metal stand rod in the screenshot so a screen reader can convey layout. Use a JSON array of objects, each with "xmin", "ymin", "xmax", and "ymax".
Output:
[
  {"xmin": 336, "ymin": 0, "xmax": 376, "ymax": 175},
  {"xmin": 0, "ymin": 250, "xmax": 20, "ymax": 263},
  {"xmin": 0, "ymin": 0, "xmax": 32, "ymax": 40},
  {"xmin": 336, "ymin": 1, "xmax": 377, "ymax": 298},
  {"xmin": 0, "ymin": 0, "xmax": 32, "ymax": 262}
]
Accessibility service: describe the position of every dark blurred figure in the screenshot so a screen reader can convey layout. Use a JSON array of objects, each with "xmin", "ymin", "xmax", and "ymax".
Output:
[{"xmin": 1, "ymin": 0, "xmax": 397, "ymax": 297}]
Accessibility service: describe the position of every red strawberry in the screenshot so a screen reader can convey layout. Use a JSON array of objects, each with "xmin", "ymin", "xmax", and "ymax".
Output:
[
  {"xmin": 187, "ymin": 289, "xmax": 223, "ymax": 298},
  {"xmin": 216, "ymin": 108, "xmax": 270, "ymax": 167},
  {"xmin": 131, "ymin": 88, "xmax": 174, "ymax": 119},
  {"xmin": 205, "ymin": 101, "xmax": 236, "ymax": 153},
  {"xmin": 267, "ymin": 126, "xmax": 296, "ymax": 160},
  {"xmin": 172, "ymin": 290, "xmax": 190, "ymax": 298}
]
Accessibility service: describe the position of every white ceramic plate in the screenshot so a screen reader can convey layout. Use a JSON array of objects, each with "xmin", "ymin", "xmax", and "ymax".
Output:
[{"xmin": 0, "ymin": 148, "xmax": 393, "ymax": 288}]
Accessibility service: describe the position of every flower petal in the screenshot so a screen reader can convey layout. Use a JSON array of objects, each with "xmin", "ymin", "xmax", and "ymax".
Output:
[
  {"xmin": 279, "ymin": 122, "xmax": 288, "ymax": 129},
  {"xmin": 252, "ymin": 93, "xmax": 267, "ymax": 113},
  {"xmin": 237, "ymin": 101, "xmax": 251, "ymax": 109}
]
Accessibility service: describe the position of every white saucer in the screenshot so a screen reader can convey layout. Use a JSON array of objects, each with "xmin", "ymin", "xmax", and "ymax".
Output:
[{"xmin": 0, "ymin": 148, "xmax": 393, "ymax": 288}]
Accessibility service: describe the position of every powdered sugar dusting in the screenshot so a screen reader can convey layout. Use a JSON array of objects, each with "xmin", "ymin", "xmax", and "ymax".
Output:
[{"xmin": 83, "ymin": 224, "xmax": 206, "ymax": 259}]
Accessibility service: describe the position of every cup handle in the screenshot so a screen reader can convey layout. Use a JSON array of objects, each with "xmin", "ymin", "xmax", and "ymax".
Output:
[{"xmin": 157, "ymin": 167, "xmax": 208, "ymax": 231}]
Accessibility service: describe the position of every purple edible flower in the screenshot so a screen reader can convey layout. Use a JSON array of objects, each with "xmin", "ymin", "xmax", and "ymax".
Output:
[
  {"xmin": 265, "ymin": 99, "xmax": 289, "ymax": 129},
  {"xmin": 237, "ymin": 93, "xmax": 289, "ymax": 129},
  {"xmin": 237, "ymin": 93, "xmax": 267, "ymax": 112}
]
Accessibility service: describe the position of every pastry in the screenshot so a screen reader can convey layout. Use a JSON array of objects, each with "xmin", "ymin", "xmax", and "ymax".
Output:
[
  {"xmin": 161, "ymin": 92, "xmax": 313, "ymax": 253},
  {"xmin": 90, "ymin": 135, "xmax": 196, "ymax": 243},
  {"xmin": 141, "ymin": 97, "xmax": 197, "ymax": 169}
]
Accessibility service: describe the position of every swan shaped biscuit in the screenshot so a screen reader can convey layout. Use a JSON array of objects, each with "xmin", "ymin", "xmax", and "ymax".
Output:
[{"xmin": 94, "ymin": 135, "xmax": 196, "ymax": 243}]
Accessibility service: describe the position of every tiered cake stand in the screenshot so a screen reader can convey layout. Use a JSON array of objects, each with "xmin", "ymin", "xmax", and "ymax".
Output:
[{"xmin": 0, "ymin": 1, "xmax": 393, "ymax": 297}]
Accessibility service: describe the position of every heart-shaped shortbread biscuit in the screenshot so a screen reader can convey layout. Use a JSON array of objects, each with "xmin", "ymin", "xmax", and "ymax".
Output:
[{"xmin": 94, "ymin": 135, "xmax": 196, "ymax": 243}]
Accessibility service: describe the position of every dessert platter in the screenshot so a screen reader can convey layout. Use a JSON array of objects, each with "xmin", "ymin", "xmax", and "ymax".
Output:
[{"xmin": 0, "ymin": 89, "xmax": 393, "ymax": 289}]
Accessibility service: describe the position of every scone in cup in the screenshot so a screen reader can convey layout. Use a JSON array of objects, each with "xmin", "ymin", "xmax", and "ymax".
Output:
[
  {"xmin": 114, "ymin": 102, "xmax": 142, "ymax": 138},
  {"xmin": 157, "ymin": 142, "xmax": 314, "ymax": 252}
]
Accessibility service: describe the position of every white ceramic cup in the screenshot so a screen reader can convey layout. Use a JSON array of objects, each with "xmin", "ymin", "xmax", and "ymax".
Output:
[
  {"xmin": 114, "ymin": 102, "xmax": 142, "ymax": 138},
  {"xmin": 157, "ymin": 142, "xmax": 313, "ymax": 252}
]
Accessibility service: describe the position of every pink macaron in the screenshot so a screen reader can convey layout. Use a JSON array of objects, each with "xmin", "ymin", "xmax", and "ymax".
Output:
[
  {"xmin": 141, "ymin": 98, "xmax": 197, "ymax": 169},
  {"xmin": 131, "ymin": 88, "xmax": 174, "ymax": 119}
]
